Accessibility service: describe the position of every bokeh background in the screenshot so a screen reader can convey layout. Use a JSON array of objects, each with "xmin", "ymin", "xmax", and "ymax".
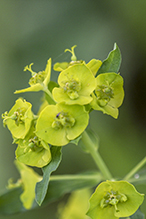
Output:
[{"xmin": 1, "ymin": 0, "xmax": 146, "ymax": 218}]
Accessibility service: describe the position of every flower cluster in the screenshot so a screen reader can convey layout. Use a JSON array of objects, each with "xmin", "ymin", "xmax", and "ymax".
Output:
[
  {"xmin": 2, "ymin": 45, "xmax": 124, "ymax": 169},
  {"xmin": 1, "ymin": 45, "xmax": 129, "ymax": 215}
]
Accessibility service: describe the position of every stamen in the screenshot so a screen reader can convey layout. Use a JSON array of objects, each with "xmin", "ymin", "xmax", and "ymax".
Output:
[
  {"xmin": 52, "ymin": 111, "xmax": 75, "ymax": 129},
  {"xmin": 63, "ymin": 79, "xmax": 81, "ymax": 100},
  {"xmin": 95, "ymin": 84, "xmax": 114, "ymax": 107},
  {"xmin": 29, "ymin": 71, "xmax": 47, "ymax": 85},
  {"xmin": 100, "ymin": 190, "xmax": 127, "ymax": 211}
]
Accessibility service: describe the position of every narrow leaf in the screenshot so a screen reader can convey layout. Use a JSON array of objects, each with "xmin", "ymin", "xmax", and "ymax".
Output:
[
  {"xmin": 97, "ymin": 43, "xmax": 121, "ymax": 74},
  {"xmin": 0, "ymin": 187, "xmax": 25, "ymax": 215},
  {"xmin": 35, "ymin": 146, "xmax": 62, "ymax": 206}
]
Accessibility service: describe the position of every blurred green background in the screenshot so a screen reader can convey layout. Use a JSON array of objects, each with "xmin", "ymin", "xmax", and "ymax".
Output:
[{"xmin": 1, "ymin": 0, "xmax": 146, "ymax": 218}]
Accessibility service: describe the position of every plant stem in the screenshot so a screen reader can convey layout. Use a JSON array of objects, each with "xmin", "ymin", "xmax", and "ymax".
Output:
[
  {"xmin": 50, "ymin": 173, "xmax": 103, "ymax": 181},
  {"xmin": 123, "ymin": 156, "xmax": 146, "ymax": 181},
  {"xmin": 81, "ymin": 131, "xmax": 113, "ymax": 180},
  {"xmin": 42, "ymin": 84, "xmax": 56, "ymax": 104}
]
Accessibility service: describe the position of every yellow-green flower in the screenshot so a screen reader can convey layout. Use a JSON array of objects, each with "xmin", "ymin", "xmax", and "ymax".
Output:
[
  {"xmin": 90, "ymin": 73, "xmax": 124, "ymax": 118},
  {"xmin": 52, "ymin": 63, "xmax": 96, "ymax": 105},
  {"xmin": 87, "ymin": 180, "xmax": 144, "ymax": 219},
  {"xmin": 7, "ymin": 160, "xmax": 42, "ymax": 209},
  {"xmin": 58, "ymin": 189, "xmax": 91, "ymax": 219},
  {"xmin": 36, "ymin": 103, "xmax": 89, "ymax": 146},
  {"xmin": 2, "ymin": 98, "xmax": 33, "ymax": 139},
  {"xmin": 14, "ymin": 58, "xmax": 51, "ymax": 94},
  {"xmin": 15, "ymin": 126, "xmax": 51, "ymax": 168}
]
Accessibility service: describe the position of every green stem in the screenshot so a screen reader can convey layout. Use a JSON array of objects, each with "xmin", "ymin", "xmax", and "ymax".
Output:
[
  {"xmin": 128, "ymin": 175, "xmax": 146, "ymax": 184},
  {"xmin": 42, "ymin": 84, "xmax": 56, "ymax": 104},
  {"xmin": 33, "ymin": 115, "xmax": 38, "ymax": 120},
  {"xmin": 50, "ymin": 173, "xmax": 103, "ymax": 181},
  {"xmin": 123, "ymin": 156, "xmax": 146, "ymax": 181},
  {"xmin": 81, "ymin": 131, "xmax": 113, "ymax": 180}
]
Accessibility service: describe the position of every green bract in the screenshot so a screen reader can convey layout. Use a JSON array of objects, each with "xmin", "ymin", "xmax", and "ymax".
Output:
[
  {"xmin": 35, "ymin": 103, "xmax": 89, "ymax": 146},
  {"xmin": 14, "ymin": 58, "xmax": 51, "ymax": 93},
  {"xmin": 8, "ymin": 160, "xmax": 42, "ymax": 209},
  {"xmin": 2, "ymin": 98, "xmax": 33, "ymax": 139},
  {"xmin": 91, "ymin": 73, "xmax": 124, "ymax": 118},
  {"xmin": 15, "ymin": 127, "xmax": 51, "ymax": 168},
  {"xmin": 52, "ymin": 63, "xmax": 96, "ymax": 105},
  {"xmin": 86, "ymin": 59, "xmax": 102, "ymax": 76},
  {"xmin": 53, "ymin": 61, "xmax": 70, "ymax": 71},
  {"xmin": 87, "ymin": 180, "xmax": 144, "ymax": 219}
]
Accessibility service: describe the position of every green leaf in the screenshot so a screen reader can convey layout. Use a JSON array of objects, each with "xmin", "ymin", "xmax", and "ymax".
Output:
[
  {"xmin": 0, "ymin": 187, "xmax": 25, "ymax": 215},
  {"xmin": 0, "ymin": 171, "xmax": 103, "ymax": 215},
  {"xmin": 97, "ymin": 43, "xmax": 121, "ymax": 74},
  {"xmin": 35, "ymin": 146, "xmax": 62, "ymax": 206}
]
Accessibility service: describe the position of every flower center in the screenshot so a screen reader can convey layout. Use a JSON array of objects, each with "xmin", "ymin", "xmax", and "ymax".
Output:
[
  {"xmin": 13, "ymin": 108, "xmax": 26, "ymax": 125},
  {"xmin": 95, "ymin": 84, "xmax": 114, "ymax": 107},
  {"xmin": 23, "ymin": 136, "xmax": 43, "ymax": 153},
  {"xmin": 2, "ymin": 108, "xmax": 25, "ymax": 126},
  {"xmin": 29, "ymin": 71, "xmax": 46, "ymax": 85},
  {"xmin": 24, "ymin": 63, "xmax": 47, "ymax": 85},
  {"xmin": 100, "ymin": 190, "xmax": 127, "ymax": 212},
  {"xmin": 63, "ymin": 79, "xmax": 81, "ymax": 100},
  {"xmin": 52, "ymin": 111, "xmax": 75, "ymax": 130}
]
